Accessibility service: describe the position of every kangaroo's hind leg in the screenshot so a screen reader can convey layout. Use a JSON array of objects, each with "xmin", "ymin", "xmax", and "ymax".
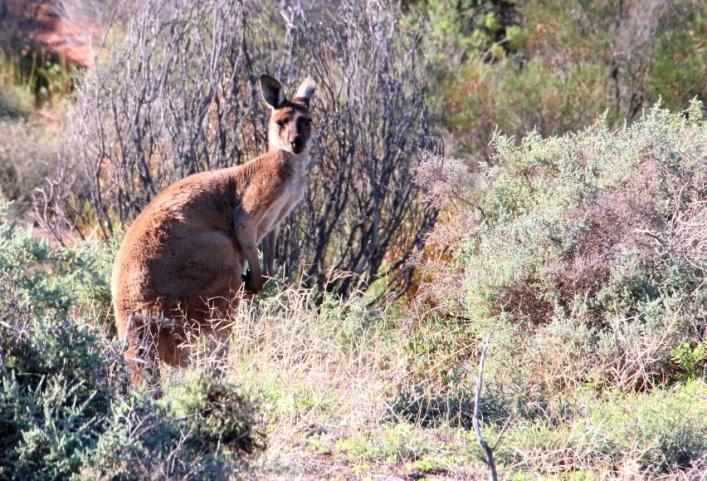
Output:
[
  {"xmin": 122, "ymin": 312, "xmax": 164, "ymax": 394},
  {"xmin": 169, "ymin": 230, "xmax": 245, "ymax": 375}
]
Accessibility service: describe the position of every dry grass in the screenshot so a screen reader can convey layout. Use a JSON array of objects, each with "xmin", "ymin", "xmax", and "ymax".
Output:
[
  {"xmin": 146, "ymin": 278, "xmax": 706, "ymax": 480},
  {"xmin": 149, "ymin": 281, "xmax": 485, "ymax": 479},
  {"xmin": 224, "ymin": 285, "xmax": 404, "ymax": 451}
]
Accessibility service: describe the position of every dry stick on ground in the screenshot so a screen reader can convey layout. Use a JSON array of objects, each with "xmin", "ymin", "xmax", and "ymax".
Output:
[{"xmin": 473, "ymin": 332, "xmax": 498, "ymax": 481}]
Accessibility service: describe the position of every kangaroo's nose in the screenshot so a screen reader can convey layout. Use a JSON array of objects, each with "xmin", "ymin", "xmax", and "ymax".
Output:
[{"xmin": 290, "ymin": 137, "xmax": 304, "ymax": 151}]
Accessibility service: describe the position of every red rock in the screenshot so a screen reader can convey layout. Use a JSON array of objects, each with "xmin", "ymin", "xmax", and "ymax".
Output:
[{"xmin": 1, "ymin": 0, "xmax": 101, "ymax": 68}]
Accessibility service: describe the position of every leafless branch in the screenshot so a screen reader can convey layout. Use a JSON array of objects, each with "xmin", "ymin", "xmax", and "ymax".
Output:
[
  {"xmin": 473, "ymin": 331, "xmax": 498, "ymax": 481},
  {"xmin": 36, "ymin": 0, "xmax": 440, "ymax": 299}
]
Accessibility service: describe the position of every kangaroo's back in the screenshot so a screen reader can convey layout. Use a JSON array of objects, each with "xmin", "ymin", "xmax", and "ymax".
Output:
[{"xmin": 112, "ymin": 170, "xmax": 237, "ymax": 322}]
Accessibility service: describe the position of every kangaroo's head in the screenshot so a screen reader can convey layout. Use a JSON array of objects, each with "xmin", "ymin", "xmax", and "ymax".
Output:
[{"xmin": 260, "ymin": 74, "xmax": 317, "ymax": 155}]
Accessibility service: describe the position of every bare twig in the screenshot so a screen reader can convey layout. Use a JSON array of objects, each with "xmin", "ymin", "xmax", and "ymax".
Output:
[{"xmin": 473, "ymin": 331, "xmax": 498, "ymax": 481}]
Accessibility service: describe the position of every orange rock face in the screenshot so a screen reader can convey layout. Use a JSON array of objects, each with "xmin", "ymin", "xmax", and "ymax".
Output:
[{"xmin": 1, "ymin": 0, "xmax": 101, "ymax": 68}]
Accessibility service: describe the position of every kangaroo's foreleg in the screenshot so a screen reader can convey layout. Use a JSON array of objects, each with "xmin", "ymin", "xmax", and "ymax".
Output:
[
  {"xmin": 235, "ymin": 221, "xmax": 264, "ymax": 294},
  {"xmin": 262, "ymin": 229, "xmax": 277, "ymax": 277}
]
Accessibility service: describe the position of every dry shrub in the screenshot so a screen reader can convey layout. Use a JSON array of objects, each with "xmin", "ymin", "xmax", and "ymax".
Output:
[
  {"xmin": 410, "ymin": 150, "xmax": 483, "ymax": 312},
  {"xmin": 38, "ymin": 0, "xmax": 439, "ymax": 298},
  {"xmin": 0, "ymin": 119, "xmax": 59, "ymax": 216}
]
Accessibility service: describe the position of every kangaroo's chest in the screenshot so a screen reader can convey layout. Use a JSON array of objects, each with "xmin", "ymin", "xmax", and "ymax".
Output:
[{"xmin": 257, "ymin": 176, "xmax": 306, "ymax": 240}]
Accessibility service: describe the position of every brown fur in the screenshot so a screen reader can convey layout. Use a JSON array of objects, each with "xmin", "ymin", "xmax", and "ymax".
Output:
[{"xmin": 112, "ymin": 75, "xmax": 316, "ymax": 386}]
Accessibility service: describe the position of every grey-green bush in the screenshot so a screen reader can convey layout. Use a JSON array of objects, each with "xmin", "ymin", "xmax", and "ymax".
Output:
[
  {"xmin": 409, "ymin": 101, "xmax": 706, "ymax": 477},
  {"xmin": 455, "ymin": 101, "xmax": 706, "ymax": 393},
  {"xmin": 0, "ymin": 205, "xmax": 265, "ymax": 481}
]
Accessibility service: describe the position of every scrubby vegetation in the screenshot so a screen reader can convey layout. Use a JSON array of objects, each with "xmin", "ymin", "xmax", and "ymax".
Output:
[
  {"xmin": 0, "ymin": 205, "xmax": 265, "ymax": 480},
  {"xmin": 1, "ymin": 0, "xmax": 705, "ymax": 479},
  {"xmin": 405, "ymin": 103, "xmax": 706, "ymax": 478},
  {"xmin": 410, "ymin": 0, "xmax": 707, "ymax": 159},
  {"xmin": 417, "ymin": 102, "xmax": 706, "ymax": 392}
]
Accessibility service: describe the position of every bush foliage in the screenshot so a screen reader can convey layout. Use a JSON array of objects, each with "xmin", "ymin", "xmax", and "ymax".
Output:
[
  {"xmin": 476, "ymin": 102, "xmax": 704, "ymax": 391},
  {"xmin": 0, "ymin": 206, "xmax": 264, "ymax": 480},
  {"xmin": 418, "ymin": 0, "xmax": 707, "ymax": 158},
  {"xmin": 418, "ymin": 102, "xmax": 706, "ymax": 397},
  {"xmin": 404, "ymin": 102, "xmax": 707, "ymax": 477}
]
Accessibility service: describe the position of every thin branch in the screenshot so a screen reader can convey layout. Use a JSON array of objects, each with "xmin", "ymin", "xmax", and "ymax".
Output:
[{"xmin": 473, "ymin": 331, "xmax": 498, "ymax": 481}]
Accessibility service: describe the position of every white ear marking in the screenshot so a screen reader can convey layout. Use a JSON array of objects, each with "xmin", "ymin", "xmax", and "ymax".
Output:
[{"xmin": 295, "ymin": 77, "xmax": 317, "ymax": 101}]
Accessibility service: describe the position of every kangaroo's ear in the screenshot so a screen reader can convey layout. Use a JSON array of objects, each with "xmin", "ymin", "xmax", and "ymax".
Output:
[
  {"xmin": 260, "ymin": 74, "xmax": 284, "ymax": 109},
  {"xmin": 293, "ymin": 77, "xmax": 317, "ymax": 106}
]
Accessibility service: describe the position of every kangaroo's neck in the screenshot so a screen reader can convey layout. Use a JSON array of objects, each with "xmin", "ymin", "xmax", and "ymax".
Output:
[{"xmin": 268, "ymin": 147, "xmax": 310, "ymax": 176}]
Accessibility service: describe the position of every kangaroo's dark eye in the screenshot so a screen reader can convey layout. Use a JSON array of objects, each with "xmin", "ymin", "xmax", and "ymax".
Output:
[{"xmin": 276, "ymin": 120, "xmax": 287, "ymax": 128}]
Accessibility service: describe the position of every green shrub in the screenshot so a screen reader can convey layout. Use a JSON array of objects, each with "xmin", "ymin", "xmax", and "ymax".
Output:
[
  {"xmin": 0, "ymin": 206, "xmax": 264, "ymax": 480},
  {"xmin": 167, "ymin": 376, "xmax": 265, "ymax": 455},
  {"xmin": 0, "ymin": 202, "xmax": 114, "ymax": 326},
  {"xmin": 435, "ymin": 0, "xmax": 707, "ymax": 157},
  {"xmin": 82, "ymin": 377, "xmax": 264, "ymax": 481},
  {"xmin": 647, "ymin": 6, "xmax": 707, "ymax": 108},
  {"xmin": 672, "ymin": 342, "xmax": 707, "ymax": 380},
  {"xmin": 0, "ymin": 55, "xmax": 36, "ymax": 119},
  {"xmin": 406, "ymin": 0, "xmax": 520, "ymax": 69},
  {"xmin": 0, "ymin": 43, "xmax": 79, "ymax": 110},
  {"xmin": 0, "ymin": 329, "xmax": 116, "ymax": 481},
  {"xmin": 399, "ymin": 101, "xmax": 706, "ymax": 479},
  {"xmin": 0, "ymin": 315, "xmax": 264, "ymax": 480},
  {"xmin": 450, "ymin": 102, "xmax": 706, "ymax": 393},
  {"xmin": 498, "ymin": 381, "xmax": 707, "ymax": 474},
  {"xmin": 445, "ymin": 58, "xmax": 610, "ymax": 158}
]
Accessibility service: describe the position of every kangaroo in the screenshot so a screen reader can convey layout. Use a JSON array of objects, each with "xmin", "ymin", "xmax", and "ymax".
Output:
[{"xmin": 111, "ymin": 74, "xmax": 317, "ymax": 386}]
